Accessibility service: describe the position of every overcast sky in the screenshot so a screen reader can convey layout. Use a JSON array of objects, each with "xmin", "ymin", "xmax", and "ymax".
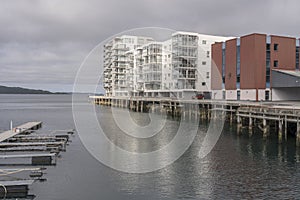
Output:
[{"xmin": 0, "ymin": 0, "xmax": 299, "ymax": 92}]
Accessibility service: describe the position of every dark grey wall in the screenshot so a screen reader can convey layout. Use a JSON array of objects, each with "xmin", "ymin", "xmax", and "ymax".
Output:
[{"xmin": 272, "ymin": 70, "xmax": 300, "ymax": 88}]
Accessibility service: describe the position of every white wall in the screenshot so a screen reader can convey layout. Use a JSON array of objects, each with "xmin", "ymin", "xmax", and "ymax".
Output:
[
  {"xmin": 196, "ymin": 34, "xmax": 231, "ymax": 92},
  {"xmin": 182, "ymin": 91, "xmax": 196, "ymax": 100},
  {"xmin": 226, "ymin": 90, "xmax": 237, "ymax": 100},
  {"xmin": 258, "ymin": 89, "xmax": 265, "ymax": 101},
  {"xmin": 272, "ymin": 88, "xmax": 300, "ymax": 101},
  {"xmin": 212, "ymin": 90, "xmax": 223, "ymax": 100},
  {"xmin": 240, "ymin": 89, "xmax": 256, "ymax": 101}
]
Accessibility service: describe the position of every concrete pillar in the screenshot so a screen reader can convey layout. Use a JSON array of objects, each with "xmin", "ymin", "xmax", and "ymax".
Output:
[
  {"xmin": 285, "ymin": 115, "xmax": 288, "ymax": 140},
  {"xmin": 200, "ymin": 107, "xmax": 204, "ymax": 120},
  {"xmin": 195, "ymin": 104, "xmax": 197, "ymax": 119},
  {"xmin": 278, "ymin": 119, "xmax": 283, "ymax": 143},
  {"xmin": 297, "ymin": 120, "xmax": 300, "ymax": 147},
  {"xmin": 188, "ymin": 104, "xmax": 192, "ymax": 120},
  {"xmin": 141, "ymin": 101, "xmax": 144, "ymax": 112},
  {"xmin": 230, "ymin": 106, "xmax": 233, "ymax": 125},
  {"xmin": 214, "ymin": 105, "xmax": 217, "ymax": 119},
  {"xmin": 249, "ymin": 113, "xmax": 253, "ymax": 130},
  {"xmin": 183, "ymin": 104, "xmax": 186, "ymax": 119},
  {"xmin": 262, "ymin": 116, "xmax": 268, "ymax": 138},
  {"xmin": 237, "ymin": 111, "xmax": 241, "ymax": 124},
  {"xmin": 237, "ymin": 123, "xmax": 242, "ymax": 135}
]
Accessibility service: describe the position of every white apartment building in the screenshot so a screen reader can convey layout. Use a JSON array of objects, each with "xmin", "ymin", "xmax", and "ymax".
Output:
[
  {"xmin": 103, "ymin": 32, "xmax": 231, "ymax": 99},
  {"xmin": 141, "ymin": 40, "xmax": 175, "ymax": 98},
  {"xmin": 123, "ymin": 41, "xmax": 173, "ymax": 97},
  {"xmin": 171, "ymin": 31, "xmax": 231, "ymax": 99},
  {"xmin": 103, "ymin": 35, "xmax": 154, "ymax": 97}
]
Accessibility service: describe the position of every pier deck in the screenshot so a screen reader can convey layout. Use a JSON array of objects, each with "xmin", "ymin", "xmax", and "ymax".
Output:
[{"xmin": 0, "ymin": 122, "xmax": 42, "ymax": 143}]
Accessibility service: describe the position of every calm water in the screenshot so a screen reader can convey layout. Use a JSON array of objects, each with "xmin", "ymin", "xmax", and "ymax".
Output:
[{"xmin": 0, "ymin": 94, "xmax": 300, "ymax": 200}]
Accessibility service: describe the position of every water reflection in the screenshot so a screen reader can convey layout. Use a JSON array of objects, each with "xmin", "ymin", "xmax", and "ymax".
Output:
[{"xmin": 97, "ymin": 106, "xmax": 300, "ymax": 199}]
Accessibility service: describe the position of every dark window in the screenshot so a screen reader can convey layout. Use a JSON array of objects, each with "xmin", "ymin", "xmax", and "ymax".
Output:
[
  {"xmin": 222, "ymin": 47, "xmax": 226, "ymax": 88},
  {"xmin": 236, "ymin": 45, "xmax": 240, "ymax": 89},
  {"xmin": 274, "ymin": 60, "xmax": 278, "ymax": 67},
  {"xmin": 237, "ymin": 91, "xmax": 240, "ymax": 101},
  {"xmin": 274, "ymin": 43, "xmax": 279, "ymax": 51},
  {"xmin": 296, "ymin": 46, "xmax": 299, "ymax": 70},
  {"xmin": 266, "ymin": 44, "xmax": 271, "ymax": 51},
  {"xmin": 265, "ymin": 91, "xmax": 270, "ymax": 101},
  {"xmin": 202, "ymin": 82, "xmax": 206, "ymax": 86}
]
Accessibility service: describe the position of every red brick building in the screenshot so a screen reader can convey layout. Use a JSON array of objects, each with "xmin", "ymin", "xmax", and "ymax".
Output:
[{"xmin": 211, "ymin": 33, "xmax": 300, "ymax": 101}]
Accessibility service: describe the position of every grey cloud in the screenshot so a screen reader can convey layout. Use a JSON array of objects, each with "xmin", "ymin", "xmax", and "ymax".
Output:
[{"xmin": 1, "ymin": 0, "xmax": 300, "ymax": 91}]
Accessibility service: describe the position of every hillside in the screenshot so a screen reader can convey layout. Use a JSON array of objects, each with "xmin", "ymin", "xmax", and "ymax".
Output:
[{"xmin": 0, "ymin": 85, "xmax": 55, "ymax": 94}]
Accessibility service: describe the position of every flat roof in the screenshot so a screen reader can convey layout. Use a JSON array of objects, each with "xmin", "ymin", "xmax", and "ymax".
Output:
[{"xmin": 272, "ymin": 69, "xmax": 300, "ymax": 78}]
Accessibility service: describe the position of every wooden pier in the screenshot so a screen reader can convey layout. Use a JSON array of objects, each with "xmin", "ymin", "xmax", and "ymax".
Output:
[{"xmin": 90, "ymin": 96, "xmax": 300, "ymax": 142}]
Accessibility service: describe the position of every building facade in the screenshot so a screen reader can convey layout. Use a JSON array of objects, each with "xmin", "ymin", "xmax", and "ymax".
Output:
[
  {"xmin": 103, "ymin": 35, "xmax": 154, "ymax": 97},
  {"xmin": 103, "ymin": 32, "xmax": 230, "ymax": 99},
  {"xmin": 211, "ymin": 33, "xmax": 300, "ymax": 101}
]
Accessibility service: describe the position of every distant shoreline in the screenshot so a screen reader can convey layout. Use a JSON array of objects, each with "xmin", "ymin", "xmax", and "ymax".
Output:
[{"xmin": 0, "ymin": 85, "xmax": 70, "ymax": 95}]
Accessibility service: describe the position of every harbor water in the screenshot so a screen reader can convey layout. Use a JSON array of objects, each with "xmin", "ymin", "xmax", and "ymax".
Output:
[{"xmin": 0, "ymin": 94, "xmax": 300, "ymax": 199}]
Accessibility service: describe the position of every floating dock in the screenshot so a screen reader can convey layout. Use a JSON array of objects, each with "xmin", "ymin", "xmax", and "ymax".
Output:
[
  {"xmin": 0, "ymin": 179, "xmax": 34, "ymax": 198},
  {"xmin": 0, "ymin": 121, "xmax": 74, "ymax": 198},
  {"xmin": 0, "ymin": 122, "xmax": 42, "ymax": 143},
  {"xmin": 0, "ymin": 153, "xmax": 57, "ymax": 166}
]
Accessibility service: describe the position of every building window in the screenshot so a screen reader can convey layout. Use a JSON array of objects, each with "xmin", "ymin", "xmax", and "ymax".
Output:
[
  {"xmin": 274, "ymin": 60, "xmax": 278, "ymax": 67},
  {"xmin": 265, "ymin": 91, "xmax": 270, "ymax": 101},
  {"xmin": 274, "ymin": 43, "xmax": 279, "ymax": 51},
  {"xmin": 266, "ymin": 43, "xmax": 271, "ymax": 88},
  {"xmin": 202, "ymin": 82, "xmax": 206, "ymax": 86},
  {"xmin": 202, "ymin": 61, "xmax": 207, "ymax": 65},
  {"xmin": 296, "ymin": 40, "xmax": 299, "ymax": 70},
  {"xmin": 222, "ymin": 44, "xmax": 226, "ymax": 89},
  {"xmin": 236, "ymin": 45, "xmax": 240, "ymax": 89},
  {"xmin": 207, "ymin": 51, "xmax": 210, "ymax": 58},
  {"xmin": 202, "ymin": 40, "xmax": 207, "ymax": 45}
]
